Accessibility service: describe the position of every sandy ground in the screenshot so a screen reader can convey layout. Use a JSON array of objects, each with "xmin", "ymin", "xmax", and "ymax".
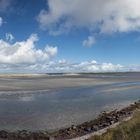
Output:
[
  {"xmin": 103, "ymin": 85, "xmax": 140, "ymax": 92},
  {"xmin": 0, "ymin": 73, "xmax": 140, "ymax": 92},
  {"xmin": 0, "ymin": 73, "xmax": 139, "ymax": 131}
]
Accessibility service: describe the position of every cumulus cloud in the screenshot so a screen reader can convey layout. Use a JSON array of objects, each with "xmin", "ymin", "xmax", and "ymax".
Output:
[
  {"xmin": 0, "ymin": 17, "xmax": 3, "ymax": 26},
  {"xmin": 5, "ymin": 33, "xmax": 14, "ymax": 42},
  {"xmin": 37, "ymin": 0, "xmax": 140, "ymax": 35},
  {"xmin": 42, "ymin": 61, "xmax": 140, "ymax": 73},
  {"xmin": 0, "ymin": 58, "xmax": 139, "ymax": 73},
  {"xmin": 58, "ymin": 59, "xmax": 67, "ymax": 64},
  {"xmin": 72, "ymin": 61, "xmax": 123, "ymax": 72},
  {"xmin": 83, "ymin": 36, "xmax": 96, "ymax": 47},
  {"xmin": 17, "ymin": 60, "xmax": 123, "ymax": 73},
  {"xmin": 45, "ymin": 45, "xmax": 58, "ymax": 57},
  {"xmin": 0, "ymin": 34, "xmax": 57, "ymax": 64}
]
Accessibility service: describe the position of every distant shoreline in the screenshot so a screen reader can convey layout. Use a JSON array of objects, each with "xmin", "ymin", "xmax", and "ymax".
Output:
[
  {"xmin": 0, "ymin": 73, "xmax": 140, "ymax": 92},
  {"xmin": 0, "ymin": 71, "xmax": 140, "ymax": 77},
  {"xmin": 0, "ymin": 73, "xmax": 46, "ymax": 77}
]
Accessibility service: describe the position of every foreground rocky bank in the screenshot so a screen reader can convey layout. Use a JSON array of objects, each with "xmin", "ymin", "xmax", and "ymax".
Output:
[
  {"xmin": 88, "ymin": 109, "xmax": 140, "ymax": 140},
  {"xmin": 0, "ymin": 101, "xmax": 139, "ymax": 140}
]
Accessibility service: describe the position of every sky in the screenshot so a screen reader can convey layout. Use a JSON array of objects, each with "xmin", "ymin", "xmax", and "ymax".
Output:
[{"xmin": 0, "ymin": 0, "xmax": 140, "ymax": 73}]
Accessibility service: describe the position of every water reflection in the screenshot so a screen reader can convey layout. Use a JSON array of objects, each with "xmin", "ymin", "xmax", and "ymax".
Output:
[{"xmin": 0, "ymin": 81, "xmax": 139, "ymax": 131}]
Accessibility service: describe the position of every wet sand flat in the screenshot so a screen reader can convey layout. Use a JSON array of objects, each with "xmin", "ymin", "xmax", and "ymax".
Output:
[
  {"xmin": 0, "ymin": 73, "xmax": 140, "ymax": 92},
  {"xmin": 0, "ymin": 73, "xmax": 140, "ymax": 131}
]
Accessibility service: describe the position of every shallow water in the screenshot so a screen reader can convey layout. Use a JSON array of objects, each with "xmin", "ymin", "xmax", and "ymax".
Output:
[{"xmin": 0, "ymin": 74, "xmax": 140, "ymax": 131}]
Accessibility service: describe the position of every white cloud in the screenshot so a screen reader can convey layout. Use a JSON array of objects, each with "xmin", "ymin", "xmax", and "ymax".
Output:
[
  {"xmin": 83, "ymin": 36, "xmax": 96, "ymax": 47},
  {"xmin": 45, "ymin": 45, "xmax": 58, "ymax": 57},
  {"xmin": 6, "ymin": 33, "xmax": 14, "ymax": 42},
  {"xmin": 73, "ymin": 61, "xmax": 123, "ymax": 72},
  {"xmin": 0, "ymin": 17, "xmax": 3, "ymax": 27},
  {"xmin": 0, "ymin": 34, "xmax": 57, "ymax": 64},
  {"xmin": 21, "ymin": 60, "xmax": 123, "ymax": 73},
  {"xmin": 100, "ymin": 63, "xmax": 123, "ymax": 71},
  {"xmin": 58, "ymin": 59, "xmax": 67, "ymax": 64},
  {"xmin": 0, "ymin": 58, "xmax": 139, "ymax": 73},
  {"xmin": 37, "ymin": 0, "xmax": 140, "ymax": 35}
]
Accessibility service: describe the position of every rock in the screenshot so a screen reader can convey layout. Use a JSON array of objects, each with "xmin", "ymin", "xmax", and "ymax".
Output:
[
  {"xmin": 102, "ymin": 123, "xmax": 110, "ymax": 127},
  {"xmin": 110, "ymin": 120, "xmax": 115, "ymax": 124},
  {"xmin": 98, "ymin": 124, "xmax": 104, "ymax": 129},
  {"xmin": 84, "ymin": 127, "xmax": 92, "ymax": 132},
  {"xmin": 105, "ymin": 116, "xmax": 112, "ymax": 122},
  {"xmin": 71, "ymin": 125, "xmax": 77, "ymax": 130},
  {"xmin": 49, "ymin": 137, "xmax": 55, "ymax": 140},
  {"xmin": 67, "ymin": 127, "xmax": 72, "ymax": 132},
  {"xmin": 0, "ymin": 130, "xmax": 8, "ymax": 138},
  {"xmin": 128, "ymin": 111, "xmax": 132, "ymax": 115},
  {"xmin": 92, "ymin": 126, "xmax": 99, "ymax": 131},
  {"xmin": 17, "ymin": 130, "xmax": 29, "ymax": 138}
]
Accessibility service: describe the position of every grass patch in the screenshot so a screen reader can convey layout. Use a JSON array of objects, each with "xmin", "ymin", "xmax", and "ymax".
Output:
[{"xmin": 89, "ymin": 109, "xmax": 140, "ymax": 140}]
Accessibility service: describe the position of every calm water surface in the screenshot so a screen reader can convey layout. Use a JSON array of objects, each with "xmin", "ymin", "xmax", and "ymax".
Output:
[{"xmin": 0, "ymin": 76, "xmax": 140, "ymax": 131}]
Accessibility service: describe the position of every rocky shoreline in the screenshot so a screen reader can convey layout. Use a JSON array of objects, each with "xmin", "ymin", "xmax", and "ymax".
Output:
[{"xmin": 0, "ymin": 101, "xmax": 139, "ymax": 140}]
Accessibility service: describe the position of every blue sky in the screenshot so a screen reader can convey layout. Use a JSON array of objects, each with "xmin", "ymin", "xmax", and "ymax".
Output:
[{"xmin": 0, "ymin": 0, "xmax": 140, "ymax": 73}]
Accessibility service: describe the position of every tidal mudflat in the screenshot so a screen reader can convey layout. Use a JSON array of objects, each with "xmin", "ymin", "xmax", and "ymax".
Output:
[{"xmin": 0, "ymin": 73, "xmax": 140, "ymax": 131}]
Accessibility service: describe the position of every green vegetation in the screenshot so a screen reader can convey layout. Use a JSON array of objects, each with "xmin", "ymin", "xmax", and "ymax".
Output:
[{"xmin": 89, "ymin": 109, "xmax": 140, "ymax": 140}]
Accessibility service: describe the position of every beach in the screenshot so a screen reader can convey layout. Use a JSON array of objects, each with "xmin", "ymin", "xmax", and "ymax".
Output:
[
  {"xmin": 0, "ymin": 73, "xmax": 140, "ymax": 133},
  {"xmin": 0, "ymin": 73, "xmax": 140, "ymax": 92}
]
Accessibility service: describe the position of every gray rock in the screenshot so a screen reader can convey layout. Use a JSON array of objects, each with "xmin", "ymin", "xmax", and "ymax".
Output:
[
  {"xmin": 0, "ymin": 130, "xmax": 8, "ymax": 138},
  {"xmin": 84, "ymin": 127, "xmax": 92, "ymax": 132}
]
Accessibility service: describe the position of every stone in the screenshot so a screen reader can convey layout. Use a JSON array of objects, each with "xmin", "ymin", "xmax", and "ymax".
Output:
[
  {"xmin": 0, "ymin": 130, "xmax": 8, "ymax": 138},
  {"xmin": 71, "ymin": 125, "xmax": 77, "ymax": 130},
  {"xmin": 84, "ymin": 127, "xmax": 92, "ymax": 132},
  {"xmin": 92, "ymin": 126, "xmax": 99, "ymax": 131},
  {"xmin": 110, "ymin": 120, "xmax": 115, "ymax": 124},
  {"xmin": 102, "ymin": 123, "xmax": 110, "ymax": 127}
]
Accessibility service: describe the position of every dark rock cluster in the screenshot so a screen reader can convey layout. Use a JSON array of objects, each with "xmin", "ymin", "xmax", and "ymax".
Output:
[
  {"xmin": 0, "ymin": 130, "xmax": 50, "ymax": 140},
  {"xmin": 54, "ymin": 100, "xmax": 140, "ymax": 140},
  {"xmin": 0, "ymin": 100, "xmax": 139, "ymax": 140}
]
